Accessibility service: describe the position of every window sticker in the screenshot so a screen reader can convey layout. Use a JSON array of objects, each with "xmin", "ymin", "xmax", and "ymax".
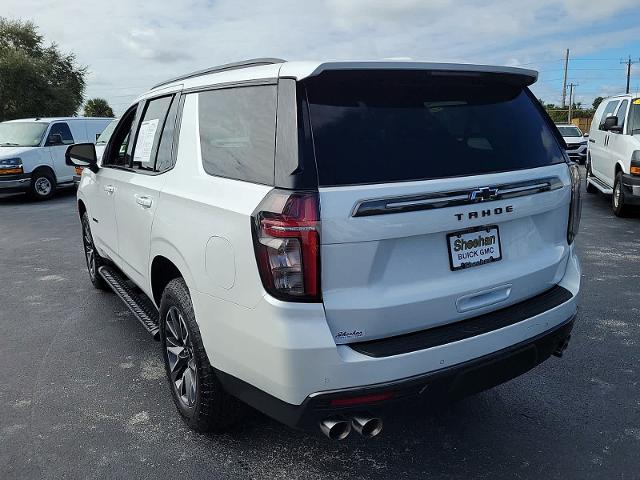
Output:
[{"xmin": 133, "ymin": 118, "xmax": 159, "ymax": 165}]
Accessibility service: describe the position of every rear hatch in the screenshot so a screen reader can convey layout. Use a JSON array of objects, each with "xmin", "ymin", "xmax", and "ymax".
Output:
[{"xmin": 301, "ymin": 69, "xmax": 572, "ymax": 344}]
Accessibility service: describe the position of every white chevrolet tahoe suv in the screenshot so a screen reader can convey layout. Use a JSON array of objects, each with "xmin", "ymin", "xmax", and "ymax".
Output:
[
  {"xmin": 67, "ymin": 59, "xmax": 581, "ymax": 440},
  {"xmin": 586, "ymin": 94, "xmax": 640, "ymax": 216}
]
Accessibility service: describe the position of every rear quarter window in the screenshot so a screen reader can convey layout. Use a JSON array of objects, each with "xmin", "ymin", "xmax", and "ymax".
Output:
[
  {"xmin": 303, "ymin": 70, "xmax": 565, "ymax": 186},
  {"xmin": 198, "ymin": 85, "xmax": 277, "ymax": 185}
]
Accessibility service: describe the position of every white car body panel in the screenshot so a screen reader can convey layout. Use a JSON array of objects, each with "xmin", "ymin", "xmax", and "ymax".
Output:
[{"xmin": 319, "ymin": 163, "xmax": 572, "ymax": 343}]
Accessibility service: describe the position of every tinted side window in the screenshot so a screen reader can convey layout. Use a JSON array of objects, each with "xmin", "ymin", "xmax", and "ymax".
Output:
[
  {"xmin": 198, "ymin": 85, "xmax": 277, "ymax": 184},
  {"xmin": 155, "ymin": 96, "xmax": 180, "ymax": 173},
  {"xmin": 600, "ymin": 100, "xmax": 620, "ymax": 130},
  {"xmin": 49, "ymin": 122, "xmax": 74, "ymax": 145},
  {"xmin": 103, "ymin": 107, "xmax": 137, "ymax": 168},
  {"xmin": 132, "ymin": 96, "xmax": 173, "ymax": 172},
  {"xmin": 616, "ymin": 100, "xmax": 629, "ymax": 129}
]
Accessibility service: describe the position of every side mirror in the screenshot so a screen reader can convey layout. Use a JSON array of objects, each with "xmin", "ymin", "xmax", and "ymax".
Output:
[
  {"xmin": 602, "ymin": 116, "xmax": 619, "ymax": 131},
  {"xmin": 583, "ymin": 133, "xmax": 589, "ymax": 138},
  {"xmin": 47, "ymin": 133, "xmax": 64, "ymax": 146},
  {"xmin": 65, "ymin": 143, "xmax": 99, "ymax": 173}
]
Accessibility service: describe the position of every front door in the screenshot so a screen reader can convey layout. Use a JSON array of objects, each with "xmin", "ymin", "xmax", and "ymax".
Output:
[
  {"xmin": 91, "ymin": 106, "xmax": 140, "ymax": 261},
  {"xmin": 113, "ymin": 95, "xmax": 175, "ymax": 294},
  {"xmin": 591, "ymin": 99, "xmax": 620, "ymax": 183},
  {"xmin": 46, "ymin": 122, "xmax": 76, "ymax": 183}
]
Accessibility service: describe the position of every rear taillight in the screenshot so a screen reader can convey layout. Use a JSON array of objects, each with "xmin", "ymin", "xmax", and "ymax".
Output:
[
  {"xmin": 251, "ymin": 189, "xmax": 321, "ymax": 302},
  {"xmin": 567, "ymin": 163, "xmax": 581, "ymax": 245}
]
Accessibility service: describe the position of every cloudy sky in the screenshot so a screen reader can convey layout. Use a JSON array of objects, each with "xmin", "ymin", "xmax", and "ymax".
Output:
[{"xmin": 4, "ymin": 0, "xmax": 640, "ymax": 114}]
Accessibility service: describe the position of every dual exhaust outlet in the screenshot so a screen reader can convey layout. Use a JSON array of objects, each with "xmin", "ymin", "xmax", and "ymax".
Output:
[{"xmin": 319, "ymin": 414, "xmax": 383, "ymax": 440}]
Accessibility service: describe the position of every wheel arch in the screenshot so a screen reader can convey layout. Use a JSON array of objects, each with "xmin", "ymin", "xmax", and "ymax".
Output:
[
  {"xmin": 615, "ymin": 162, "xmax": 624, "ymax": 176},
  {"xmin": 31, "ymin": 164, "xmax": 57, "ymax": 183},
  {"xmin": 78, "ymin": 199, "xmax": 87, "ymax": 217},
  {"xmin": 150, "ymin": 242, "xmax": 195, "ymax": 307}
]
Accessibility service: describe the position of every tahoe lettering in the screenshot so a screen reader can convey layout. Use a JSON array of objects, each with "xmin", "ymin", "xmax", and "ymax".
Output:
[{"xmin": 455, "ymin": 205, "xmax": 513, "ymax": 221}]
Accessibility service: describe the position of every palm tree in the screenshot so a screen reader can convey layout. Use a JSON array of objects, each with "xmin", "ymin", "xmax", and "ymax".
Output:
[{"xmin": 84, "ymin": 98, "xmax": 114, "ymax": 117}]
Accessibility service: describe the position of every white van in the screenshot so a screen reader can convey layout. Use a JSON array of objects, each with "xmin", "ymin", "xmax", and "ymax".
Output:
[
  {"xmin": 0, "ymin": 117, "xmax": 112, "ymax": 200},
  {"xmin": 586, "ymin": 94, "xmax": 640, "ymax": 216}
]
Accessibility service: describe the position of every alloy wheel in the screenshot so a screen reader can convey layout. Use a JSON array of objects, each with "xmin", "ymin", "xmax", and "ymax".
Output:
[
  {"xmin": 165, "ymin": 306, "xmax": 198, "ymax": 408},
  {"xmin": 82, "ymin": 217, "xmax": 96, "ymax": 280},
  {"xmin": 614, "ymin": 182, "xmax": 621, "ymax": 209}
]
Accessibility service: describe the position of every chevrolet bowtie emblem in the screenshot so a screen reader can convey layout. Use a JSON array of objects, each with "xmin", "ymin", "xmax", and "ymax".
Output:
[{"xmin": 469, "ymin": 187, "xmax": 499, "ymax": 202}]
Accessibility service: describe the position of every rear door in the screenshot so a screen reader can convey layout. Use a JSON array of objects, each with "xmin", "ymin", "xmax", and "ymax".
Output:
[
  {"xmin": 302, "ymin": 70, "xmax": 572, "ymax": 344},
  {"xmin": 113, "ymin": 94, "xmax": 177, "ymax": 292}
]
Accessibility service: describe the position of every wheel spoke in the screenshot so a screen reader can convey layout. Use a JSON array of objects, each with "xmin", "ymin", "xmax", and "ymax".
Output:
[
  {"xmin": 168, "ymin": 351, "xmax": 187, "ymax": 379},
  {"xmin": 166, "ymin": 308, "xmax": 181, "ymax": 341},
  {"xmin": 164, "ymin": 305, "xmax": 197, "ymax": 408}
]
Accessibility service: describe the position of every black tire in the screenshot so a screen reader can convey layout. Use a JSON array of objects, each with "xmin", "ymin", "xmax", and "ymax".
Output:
[
  {"xmin": 585, "ymin": 156, "xmax": 598, "ymax": 194},
  {"xmin": 28, "ymin": 169, "xmax": 56, "ymax": 200},
  {"xmin": 81, "ymin": 212, "xmax": 110, "ymax": 290},
  {"xmin": 159, "ymin": 278, "xmax": 243, "ymax": 432},
  {"xmin": 612, "ymin": 172, "xmax": 631, "ymax": 217}
]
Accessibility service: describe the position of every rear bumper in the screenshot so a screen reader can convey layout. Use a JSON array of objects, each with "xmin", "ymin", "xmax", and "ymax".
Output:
[
  {"xmin": 194, "ymin": 245, "xmax": 580, "ymax": 424},
  {"xmin": 565, "ymin": 144, "xmax": 587, "ymax": 162},
  {"xmin": 0, "ymin": 173, "xmax": 31, "ymax": 192},
  {"xmin": 621, "ymin": 173, "xmax": 640, "ymax": 204},
  {"xmin": 217, "ymin": 315, "xmax": 575, "ymax": 430}
]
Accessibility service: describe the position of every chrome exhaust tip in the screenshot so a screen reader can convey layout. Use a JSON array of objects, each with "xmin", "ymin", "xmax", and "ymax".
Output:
[
  {"xmin": 352, "ymin": 414, "xmax": 383, "ymax": 438},
  {"xmin": 319, "ymin": 417, "xmax": 352, "ymax": 440}
]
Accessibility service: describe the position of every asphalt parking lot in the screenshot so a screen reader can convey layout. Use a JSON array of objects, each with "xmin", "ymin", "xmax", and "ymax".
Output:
[{"xmin": 0, "ymin": 170, "xmax": 639, "ymax": 480}]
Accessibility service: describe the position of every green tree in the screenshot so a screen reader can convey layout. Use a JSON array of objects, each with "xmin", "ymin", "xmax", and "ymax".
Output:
[
  {"xmin": 84, "ymin": 98, "xmax": 114, "ymax": 117},
  {"xmin": 0, "ymin": 18, "xmax": 86, "ymax": 121},
  {"xmin": 592, "ymin": 96, "xmax": 603, "ymax": 110}
]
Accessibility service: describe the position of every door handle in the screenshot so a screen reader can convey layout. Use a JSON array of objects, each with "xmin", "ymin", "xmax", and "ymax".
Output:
[
  {"xmin": 135, "ymin": 195, "xmax": 153, "ymax": 208},
  {"xmin": 104, "ymin": 185, "xmax": 115, "ymax": 194}
]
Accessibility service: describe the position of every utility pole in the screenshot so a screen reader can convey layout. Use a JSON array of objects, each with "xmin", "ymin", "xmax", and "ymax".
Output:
[
  {"xmin": 621, "ymin": 56, "xmax": 638, "ymax": 94},
  {"xmin": 567, "ymin": 82, "xmax": 578, "ymax": 123},
  {"xmin": 562, "ymin": 49, "xmax": 570, "ymax": 108}
]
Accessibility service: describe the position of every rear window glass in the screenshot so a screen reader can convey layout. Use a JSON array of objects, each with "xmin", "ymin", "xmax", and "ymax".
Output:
[
  {"xmin": 198, "ymin": 85, "xmax": 277, "ymax": 185},
  {"xmin": 304, "ymin": 71, "xmax": 565, "ymax": 186}
]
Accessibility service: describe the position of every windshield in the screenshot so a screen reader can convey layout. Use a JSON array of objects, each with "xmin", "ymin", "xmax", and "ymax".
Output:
[
  {"xmin": 96, "ymin": 119, "xmax": 119, "ymax": 145},
  {"xmin": 557, "ymin": 126, "xmax": 583, "ymax": 137},
  {"xmin": 0, "ymin": 122, "xmax": 48, "ymax": 147},
  {"xmin": 304, "ymin": 70, "xmax": 565, "ymax": 186}
]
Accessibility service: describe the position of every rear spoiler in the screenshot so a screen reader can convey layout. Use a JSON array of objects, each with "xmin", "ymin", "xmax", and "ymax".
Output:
[{"xmin": 304, "ymin": 62, "xmax": 538, "ymax": 87}]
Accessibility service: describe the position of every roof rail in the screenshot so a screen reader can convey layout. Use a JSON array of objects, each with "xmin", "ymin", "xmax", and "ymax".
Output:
[{"xmin": 151, "ymin": 58, "xmax": 286, "ymax": 90}]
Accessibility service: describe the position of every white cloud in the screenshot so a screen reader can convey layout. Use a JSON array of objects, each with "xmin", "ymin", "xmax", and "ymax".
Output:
[{"xmin": 2, "ymin": 0, "xmax": 637, "ymax": 112}]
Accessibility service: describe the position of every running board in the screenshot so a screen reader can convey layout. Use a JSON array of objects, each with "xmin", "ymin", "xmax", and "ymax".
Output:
[
  {"xmin": 98, "ymin": 265, "xmax": 160, "ymax": 339},
  {"xmin": 586, "ymin": 176, "xmax": 613, "ymax": 195}
]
